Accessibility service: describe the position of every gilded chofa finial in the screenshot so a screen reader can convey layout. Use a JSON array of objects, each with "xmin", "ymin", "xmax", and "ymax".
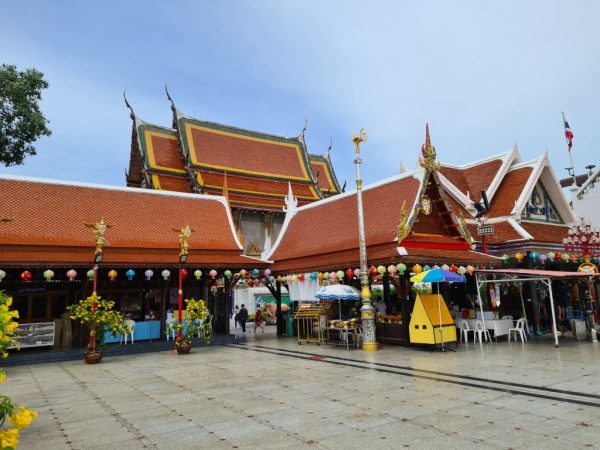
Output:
[{"xmin": 419, "ymin": 123, "xmax": 440, "ymax": 171}]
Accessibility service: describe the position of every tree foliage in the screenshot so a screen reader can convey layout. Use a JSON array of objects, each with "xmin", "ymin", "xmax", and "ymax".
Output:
[{"xmin": 0, "ymin": 64, "xmax": 51, "ymax": 166}]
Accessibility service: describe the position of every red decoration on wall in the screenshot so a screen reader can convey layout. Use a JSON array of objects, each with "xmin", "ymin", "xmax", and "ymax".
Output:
[{"xmin": 20, "ymin": 271, "xmax": 32, "ymax": 282}]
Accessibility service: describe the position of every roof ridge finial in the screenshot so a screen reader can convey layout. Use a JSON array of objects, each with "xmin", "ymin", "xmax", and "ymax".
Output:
[
  {"xmin": 165, "ymin": 84, "xmax": 176, "ymax": 113},
  {"xmin": 123, "ymin": 90, "xmax": 135, "ymax": 120},
  {"xmin": 419, "ymin": 122, "xmax": 439, "ymax": 171},
  {"xmin": 283, "ymin": 182, "xmax": 298, "ymax": 214},
  {"xmin": 326, "ymin": 137, "xmax": 332, "ymax": 158}
]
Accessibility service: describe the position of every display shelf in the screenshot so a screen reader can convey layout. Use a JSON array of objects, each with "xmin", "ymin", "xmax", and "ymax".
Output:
[{"xmin": 9, "ymin": 322, "xmax": 55, "ymax": 349}]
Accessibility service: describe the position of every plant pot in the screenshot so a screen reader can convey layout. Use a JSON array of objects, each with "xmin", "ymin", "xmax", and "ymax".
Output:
[
  {"xmin": 176, "ymin": 344, "xmax": 192, "ymax": 354},
  {"xmin": 84, "ymin": 351, "xmax": 103, "ymax": 364}
]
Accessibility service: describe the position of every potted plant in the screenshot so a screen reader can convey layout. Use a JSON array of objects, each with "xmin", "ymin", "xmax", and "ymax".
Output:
[
  {"xmin": 68, "ymin": 294, "xmax": 126, "ymax": 364},
  {"xmin": 175, "ymin": 298, "xmax": 208, "ymax": 354}
]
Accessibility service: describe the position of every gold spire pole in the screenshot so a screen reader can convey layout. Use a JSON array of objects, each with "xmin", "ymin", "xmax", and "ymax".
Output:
[{"xmin": 352, "ymin": 129, "xmax": 378, "ymax": 352}]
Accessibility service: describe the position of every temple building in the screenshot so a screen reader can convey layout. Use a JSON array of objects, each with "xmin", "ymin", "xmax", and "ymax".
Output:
[{"xmin": 125, "ymin": 94, "xmax": 342, "ymax": 259}]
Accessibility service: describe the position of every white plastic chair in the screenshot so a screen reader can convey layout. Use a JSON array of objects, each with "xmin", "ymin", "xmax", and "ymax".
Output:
[
  {"xmin": 508, "ymin": 318, "xmax": 527, "ymax": 343},
  {"xmin": 501, "ymin": 315, "xmax": 513, "ymax": 321},
  {"xmin": 474, "ymin": 320, "xmax": 491, "ymax": 343},
  {"xmin": 121, "ymin": 319, "xmax": 136, "ymax": 345},
  {"xmin": 459, "ymin": 320, "xmax": 473, "ymax": 343},
  {"xmin": 165, "ymin": 318, "xmax": 176, "ymax": 341}
]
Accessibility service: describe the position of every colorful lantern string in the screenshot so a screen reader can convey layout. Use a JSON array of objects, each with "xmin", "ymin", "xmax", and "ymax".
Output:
[
  {"xmin": 291, "ymin": 274, "xmax": 298, "ymax": 282},
  {"xmin": 43, "ymin": 269, "xmax": 55, "ymax": 281},
  {"xmin": 223, "ymin": 269, "xmax": 232, "ymax": 279},
  {"xmin": 377, "ymin": 265, "xmax": 386, "ymax": 275},
  {"xmin": 66, "ymin": 269, "xmax": 77, "ymax": 281},
  {"xmin": 515, "ymin": 252, "xmax": 524, "ymax": 262},
  {"xmin": 317, "ymin": 272, "xmax": 324, "ymax": 281},
  {"xmin": 192, "ymin": 269, "xmax": 202, "ymax": 280},
  {"xmin": 457, "ymin": 266, "xmax": 467, "ymax": 275},
  {"xmin": 161, "ymin": 269, "xmax": 170, "ymax": 280},
  {"xmin": 252, "ymin": 269, "xmax": 259, "ymax": 277},
  {"xmin": 209, "ymin": 269, "xmax": 218, "ymax": 278},
  {"xmin": 529, "ymin": 251, "xmax": 538, "ymax": 261},
  {"xmin": 387, "ymin": 264, "xmax": 398, "ymax": 274},
  {"xmin": 346, "ymin": 268, "xmax": 354, "ymax": 278},
  {"xmin": 539, "ymin": 254, "xmax": 547, "ymax": 264},
  {"xmin": 562, "ymin": 253, "xmax": 571, "ymax": 262},
  {"xmin": 276, "ymin": 275, "xmax": 282, "ymax": 283},
  {"xmin": 502, "ymin": 254, "xmax": 509, "ymax": 263},
  {"xmin": 145, "ymin": 269, "xmax": 154, "ymax": 280},
  {"xmin": 126, "ymin": 269, "xmax": 135, "ymax": 280},
  {"xmin": 368, "ymin": 266, "xmax": 377, "ymax": 277},
  {"xmin": 449, "ymin": 264, "xmax": 458, "ymax": 273},
  {"xmin": 239, "ymin": 269, "xmax": 247, "ymax": 277},
  {"xmin": 21, "ymin": 271, "xmax": 32, "ymax": 282},
  {"xmin": 412, "ymin": 264, "xmax": 422, "ymax": 274},
  {"xmin": 547, "ymin": 252, "xmax": 555, "ymax": 260},
  {"xmin": 396, "ymin": 263, "xmax": 406, "ymax": 274},
  {"xmin": 107, "ymin": 270, "xmax": 117, "ymax": 281},
  {"xmin": 329, "ymin": 272, "xmax": 337, "ymax": 281},
  {"xmin": 86, "ymin": 269, "xmax": 94, "ymax": 281},
  {"xmin": 298, "ymin": 273, "xmax": 305, "ymax": 281},
  {"xmin": 440, "ymin": 264, "xmax": 449, "ymax": 271},
  {"xmin": 336, "ymin": 270, "xmax": 345, "ymax": 280},
  {"xmin": 323, "ymin": 272, "xmax": 330, "ymax": 280}
]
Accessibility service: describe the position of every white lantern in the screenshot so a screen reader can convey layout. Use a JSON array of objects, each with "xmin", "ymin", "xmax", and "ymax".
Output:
[
  {"xmin": 161, "ymin": 269, "xmax": 171, "ymax": 280},
  {"xmin": 144, "ymin": 269, "xmax": 154, "ymax": 280},
  {"xmin": 194, "ymin": 269, "xmax": 202, "ymax": 280},
  {"xmin": 0, "ymin": 270, "xmax": 5, "ymax": 282},
  {"xmin": 43, "ymin": 269, "xmax": 55, "ymax": 281}
]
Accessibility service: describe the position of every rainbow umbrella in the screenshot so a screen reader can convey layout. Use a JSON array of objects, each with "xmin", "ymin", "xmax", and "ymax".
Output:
[{"xmin": 410, "ymin": 268, "xmax": 465, "ymax": 284}]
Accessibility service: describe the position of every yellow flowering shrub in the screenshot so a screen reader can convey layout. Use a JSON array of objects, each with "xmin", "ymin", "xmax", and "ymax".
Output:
[
  {"xmin": 175, "ymin": 298, "xmax": 209, "ymax": 347},
  {"xmin": 0, "ymin": 291, "xmax": 37, "ymax": 449},
  {"xmin": 68, "ymin": 294, "xmax": 126, "ymax": 353}
]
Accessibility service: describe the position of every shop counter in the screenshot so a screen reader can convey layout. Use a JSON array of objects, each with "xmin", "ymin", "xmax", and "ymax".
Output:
[
  {"xmin": 376, "ymin": 322, "xmax": 406, "ymax": 345},
  {"xmin": 104, "ymin": 320, "xmax": 161, "ymax": 344}
]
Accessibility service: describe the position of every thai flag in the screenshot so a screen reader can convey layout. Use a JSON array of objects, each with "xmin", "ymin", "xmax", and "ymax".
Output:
[{"xmin": 563, "ymin": 112, "xmax": 574, "ymax": 151}]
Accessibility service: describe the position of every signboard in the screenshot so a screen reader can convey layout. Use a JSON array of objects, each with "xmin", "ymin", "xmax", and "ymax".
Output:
[{"xmin": 477, "ymin": 225, "xmax": 494, "ymax": 236}]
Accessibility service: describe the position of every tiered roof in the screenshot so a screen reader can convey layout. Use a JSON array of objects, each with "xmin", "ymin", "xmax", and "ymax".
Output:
[
  {"xmin": 126, "ymin": 97, "xmax": 342, "ymax": 211},
  {"xmin": 267, "ymin": 126, "xmax": 498, "ymax": 273},
  {"xmin": 0, "ymin": 175, "xmax": 262, "ymax": 268}
]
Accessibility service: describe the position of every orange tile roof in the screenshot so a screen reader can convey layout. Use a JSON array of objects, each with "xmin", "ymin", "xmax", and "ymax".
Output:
[
  {"xmin": 519, "ymin": 222, "xmax": 569, "ymax": 243},
  {"xmin": 309, "ymin": 154, "xmax": 342, "ymax": 196},
  {"xmin": 486, "ymin": 167, "xmax": 533, "ymax": 217},
  {"xmin": 440, "ymin": 159, "xmax": 503, "ymax": 203},
  {"xmin": 136, "ymin": 123, "xmax": 186, "ymax": 176},
  {"xmin": 0, "ymin": 176, "xmax": 252, "ymax": 266}
]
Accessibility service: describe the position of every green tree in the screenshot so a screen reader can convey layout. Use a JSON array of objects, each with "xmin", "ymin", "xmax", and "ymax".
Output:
[{"xmin": 0, "ymin": 64, "xmax": 51, "ymax": 166}]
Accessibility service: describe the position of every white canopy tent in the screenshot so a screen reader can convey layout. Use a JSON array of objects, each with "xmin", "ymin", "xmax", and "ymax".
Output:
[{"xmin": 475, "ymin": 269, "xmax": 597, "ymax": 348}]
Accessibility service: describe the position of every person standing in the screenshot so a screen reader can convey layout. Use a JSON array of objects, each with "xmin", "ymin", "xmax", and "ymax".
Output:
[
  {"xmin": 233, "ymin": 305, "xmax": 240, "ymax": 329},
  {"xmin": 254, "ymin": 305, "xmax": 265, "ymax": 334},
  {"xmin": 238, "ymin": 304, "xmax": 249, "ymax": 334}
]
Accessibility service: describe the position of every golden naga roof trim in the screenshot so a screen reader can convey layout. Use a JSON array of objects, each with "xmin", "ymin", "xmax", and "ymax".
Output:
[{"xmin": 397, "ymin": 201, "xmax": 410, "ymax": 243}]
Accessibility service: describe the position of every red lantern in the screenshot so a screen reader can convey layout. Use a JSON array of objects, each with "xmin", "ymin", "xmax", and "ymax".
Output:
[
  {"xmin": 449, "ymin": 264, "xmax": 458, "ymax": 273},
  {"xmin": 180, "ymin": 269, "xmax": 188, "ymax": 280},
  {"xmin": 247, "ymin": 279, "xmax": 254, "ymax": 287},
  {"xmin": 346, "ymin": 268, "xmax": 354, "ymax": 279},
  {"xmin": 369, "ymin": 266, "xmax": 377, "ymax": 276},
  {"xmin": 554, "ymin": 252, "xmax": 562, "ymax": 261},
  {"xmin": 21, "ymin": 271, "xmax": 32, "ymax": 282},
  {"xmin": 298, "ymin": 273, "xmax": 305, "ymax": 281}
]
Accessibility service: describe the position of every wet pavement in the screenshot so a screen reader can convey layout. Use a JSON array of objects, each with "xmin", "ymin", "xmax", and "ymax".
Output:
[{"xmin": 4, "ymin": 325, "xmax": 600, "ymax": 449}]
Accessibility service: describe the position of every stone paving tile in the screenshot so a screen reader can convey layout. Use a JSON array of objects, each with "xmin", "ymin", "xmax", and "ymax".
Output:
[{"xmin": 61, "ymin": 416, "xmax": 134, "ymax": 448}]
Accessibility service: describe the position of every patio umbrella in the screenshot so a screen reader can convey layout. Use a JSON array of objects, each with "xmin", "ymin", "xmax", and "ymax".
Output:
[
  {"xmin": 315, "ymin": 284, "xmax": 361, "ymax": 318},
  {"xmin": 410, "ymin": 269, "xmax": 465, "ymax": 351}
]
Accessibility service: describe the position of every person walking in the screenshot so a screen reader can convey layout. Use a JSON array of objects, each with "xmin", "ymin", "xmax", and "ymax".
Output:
[
  {"xmin": 233, "ymin": 305, "xmax": 240, "ymax": 329},
  {"xmin": 254, "ymin": 305, "xmax": 265, "ymax": 334},
  {"xmin": 238, "ymin": 304, "xmax": 249, "ymax": 334}
]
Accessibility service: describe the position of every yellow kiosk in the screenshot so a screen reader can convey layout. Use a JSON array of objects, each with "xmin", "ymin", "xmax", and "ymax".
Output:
[{"xmin": 409, "ymin": 293, "xmax": 457, "ymax": 346}]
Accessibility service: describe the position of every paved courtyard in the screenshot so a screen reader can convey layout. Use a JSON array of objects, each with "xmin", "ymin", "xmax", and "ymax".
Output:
[{"xmin": 4, "ymin": 328, "xmax": 600, "ymax": 449}]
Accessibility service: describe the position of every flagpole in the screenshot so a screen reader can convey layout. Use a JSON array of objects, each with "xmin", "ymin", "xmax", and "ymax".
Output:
[{"xmin": 562, "ymin": 112, "xmax": 577, "ymax": 185}]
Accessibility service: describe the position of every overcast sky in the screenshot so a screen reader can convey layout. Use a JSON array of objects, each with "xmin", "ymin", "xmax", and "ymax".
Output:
[{"xmin": 1, "ymin": 1, "xmax": 598, "ymax": 190}]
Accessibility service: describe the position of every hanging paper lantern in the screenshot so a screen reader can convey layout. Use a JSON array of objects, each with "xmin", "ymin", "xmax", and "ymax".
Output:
[
  {"xmin": 412, "ymin": 264, "xmax": 422, "ymax": 274},
  {"xmin": 86, "ymin": 269, "xmax": 94, "ymax": 281},
  {"xmin": 432, "ymin": 265, "xmax": 440, "ymax": 270},
  {"xmin": 126, "ymin": 269, "xmax": 135, "ymax": 281},
  {"xmin": 317, "ymin": 272, "xmax": 324, "ymax": 281},
  {"xmin": 529, "ymin": 251, "xmax": 538, "ymax": 261},
  {"xmin": 291, "ymin": 274, "xmax": 298, "ymax": 282},
  {"xmin": 252, "ymin": 269, "xmax": 259, "ymax": 277},
  {"xmin": 377, "ymin": 265, "xmax": 386, "ymax": 275},
  {"xmin": 67, "ymin": 269, "xmax": 77, "ymax": 281},
  {"xmin": 209, "ymin": 269, "xmax": 218, "ymax": 278},
  {"xmin": 465, "ymin": 265, "xmax": 475, "ymax": 275},
  {"xmin": 309, "ymin": 272, "xmax": 317, "ymax": 280},
  {"xmin": 368, "ymin": 266, "xmax": 377, "ymax": 277},
  {"xmin": 181, "ymin": 269, "xmax": 189, "ymax": 280},
  {"xmin": 329, "ymin": 272, "xmax": 337, "ymax": 281},
  {"xmin": 335, "ymin": 270, "xmax": 344, "ymax": 280},
  {"xmin": 107, "ymin": 270, "xmax": 116, "ymax": 281},
  {"xmin": 248, "ymin": 280, "xmax": 254, "ymax": 287},
  {"xmin": 161, "ymin": 269, "xmax": 170, "ymax": 280},
  {"xmin": 286, "ymin": 275, "xmax": 293, "ymax": 284},
  {"xmin": 396, "ymin": 263, "xmax": 406, "ymax": 274},
  {"xmin": 554, "ymin": 252, "xmax": 562, "ymax": 261},
  {"xmin": 0, "ymin": 270, "xmax": 5, "ymax": 282},
  {"xmin": 43, "ymin": 269, "xmax": 55, "ymax": 281},
  {"xmin": 269, "ymin": 276, "xmax": 275, "ymax": 283},
  {"xmin": 449, "ymin": 264, "xmax": 458, "ymax": 273},
  {"xmin": 457, "ymin": 266, "xmax": 467, "ymax": 275},
  {"xmin": 354, "ymin": 268, "xmax": 361, "ymax": 278},
  {"xmin": 145, "ymin": 269, "xmax": 154, "ymax": 280},
  {"xmin": 239, "ymin": 269, "xmax": 247, "ymax": 277},
  {"xmin": 539, "ymin": 254, "xmax": 547, "ymax": 264},
  {"xmin": 323, "ymin": 272, "xmax": 330, "ymax": 280},
  {"xmin": 423, "ymin": 265, "xmax": 431, "ymax": 272},
  {"xmin": 346, "ymin": 268, "xmax": 354, "ymax": 278},
  {"xmin": 440, "ymin": 264, "xmax": 449, "ymax": 271},
  {"xmin": 193, "ymin": 269, "xmax": 202, "ymax": 280},
  {"xmin": 21, "ymin": 271, "xmax": 32, "ymax": 282},
  {"xmin": 570, "ymin": 254, "xmax": 578, "ymax": 262},
  {"xmin": 298, "ymin": 273, "xmax": 305, "ymax": 281},
  {"xmin": 245, "ymin": 272, "xmax": 252, "ymax": 280},
  {"xmin": 223, "ymin": 269, "xmax": 232, "ymax": 279},
  {"xmin": 388, "ymin": 265, "xmax": 398, "ymax": 274},
  {"xmin": 515, "ymin": 253, "xmax": 524, "ymax": 262},
  {"xmin": 547, "ymin": 252, "xmax": 555, "ymax": 260},
  {"xmin": 502, "ymin": 254, "xmax": 510, "ymax": 263},
  {"xmin": 562, "ymin": 253, "xmax": 570, "ymax": 262},
  {"xmin": 263, "ymin": 268, "xmax": 272, "ymax": 277},
  {"xmin": 276, "ymin": 275, "xmax": 282, "ymax": 283}
]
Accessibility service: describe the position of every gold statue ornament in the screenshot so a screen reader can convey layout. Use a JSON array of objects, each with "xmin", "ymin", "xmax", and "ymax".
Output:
[
  {"xmin": 173, "ymin": 225, "xmax": 193, "ymax": 256},
  {"xmin": 84, "ymin": 218, "xmax": 112, "ymax": 255},
  {"xmin": 397, "ymin": 201, "xmax": 410, "ymax": 243},
  {"xmin": 419, "ymin": 123, "xmax": 440, "ymax": 171}
]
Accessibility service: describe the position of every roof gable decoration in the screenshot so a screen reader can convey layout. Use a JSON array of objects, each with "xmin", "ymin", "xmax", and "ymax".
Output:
[
  {"xmin": 521, "ymin": 181, "xmax": 564, "ymax": 224},
  {"xmin": 511, "ymin": 153, "xmax": 576, "ymax": 224},
  {"xmin": 263, "ymin": 183, "xmax": 298, "ymax": 260}
]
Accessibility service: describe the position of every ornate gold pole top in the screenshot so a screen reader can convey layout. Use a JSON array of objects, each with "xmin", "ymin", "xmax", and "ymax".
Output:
[
  {"xmin": 173, "ymin": 225, "xmax": 193, "ymax": 257},
  {"xmin": 352, "ymin": 128, "xmax": 368, "ymax": 154},
  {"xmin": 419, "ymin": 123, "xmax": 440, "ymax": 171},
  {"xmin": 84, "ymin": 218, "xmax": 112, "ymax": 255}
]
